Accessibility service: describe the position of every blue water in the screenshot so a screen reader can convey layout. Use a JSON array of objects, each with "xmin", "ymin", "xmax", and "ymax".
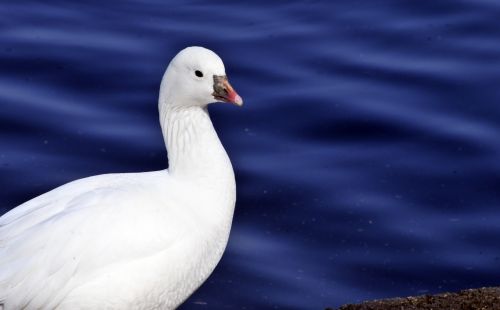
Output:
[{"xmin": 1, "ymin": 1, "xmax": 500, "ymax": 309}]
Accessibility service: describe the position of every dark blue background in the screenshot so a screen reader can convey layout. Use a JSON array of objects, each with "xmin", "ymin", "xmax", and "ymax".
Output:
[{"xmin": 1, "ymin": 1, "xmax": 500, "ymax": 309}]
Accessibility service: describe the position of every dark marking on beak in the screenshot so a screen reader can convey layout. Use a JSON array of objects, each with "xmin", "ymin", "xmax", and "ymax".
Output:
[{"xmin": 212, "ymin": 75, "xmax": 243, "ymax": 106}]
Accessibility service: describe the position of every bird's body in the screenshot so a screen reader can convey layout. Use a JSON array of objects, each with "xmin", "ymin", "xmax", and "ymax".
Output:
[{"xmin": 0, "ymin": 47, "xmax": 242, "ymax": 309}]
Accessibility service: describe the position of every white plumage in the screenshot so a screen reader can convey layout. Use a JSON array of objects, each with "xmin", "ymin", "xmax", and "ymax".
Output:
[{"xmin": 0, "ymin": 46, "xmax": 242, "ymax": 309}]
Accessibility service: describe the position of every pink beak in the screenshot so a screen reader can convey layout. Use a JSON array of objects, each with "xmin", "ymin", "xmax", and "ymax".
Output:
[
  {"xmin": 222, "ymin": 79, "xmax": 243, "ymax": 106},
  {"xmin": 212, "ymin": 75, "xmax": 243, "ymax": 106}
]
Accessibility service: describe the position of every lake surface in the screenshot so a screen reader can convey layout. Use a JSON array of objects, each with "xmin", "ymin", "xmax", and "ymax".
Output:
[{"xmin": 1, "ymin": 1, "xmax": 500, "ymax": 309}]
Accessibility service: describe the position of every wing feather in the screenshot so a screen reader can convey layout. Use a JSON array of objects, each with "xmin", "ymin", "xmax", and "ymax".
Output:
[{"xmin": 0, "ymin": 171, "xmax": 186, "ymax": 309}]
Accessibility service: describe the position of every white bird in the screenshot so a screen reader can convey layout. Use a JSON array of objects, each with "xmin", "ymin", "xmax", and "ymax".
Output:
[{"xmin": 0, "ymin": 46, "xmax": 243, "ymax": 309}]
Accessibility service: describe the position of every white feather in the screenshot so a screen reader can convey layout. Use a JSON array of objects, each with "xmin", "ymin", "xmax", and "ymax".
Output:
[{"xmin": 0, "ymin": 46, "xmax": 239, "ymax": 309}]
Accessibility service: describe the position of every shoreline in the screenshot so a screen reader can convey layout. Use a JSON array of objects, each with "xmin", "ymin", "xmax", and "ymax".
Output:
[{"xmin": 330, "ymin": 287, "xmax": 500, "ymax": 310}]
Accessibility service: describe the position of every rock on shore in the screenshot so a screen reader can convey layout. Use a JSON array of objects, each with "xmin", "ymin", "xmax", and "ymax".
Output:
[{"xmin": 330, "ymin": 287, "xmax": 500, "ymax": 310}]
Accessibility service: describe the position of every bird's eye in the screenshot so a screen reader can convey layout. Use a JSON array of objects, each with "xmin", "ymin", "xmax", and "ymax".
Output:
[{"xmin": 195, "ymin": 70, "xmax": 203, "ymax": 78}]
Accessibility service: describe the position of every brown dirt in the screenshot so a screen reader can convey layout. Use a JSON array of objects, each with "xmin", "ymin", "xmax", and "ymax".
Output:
[{"xmin": 328, "ymin": 287, "xmax": 500, "ymax": 310}]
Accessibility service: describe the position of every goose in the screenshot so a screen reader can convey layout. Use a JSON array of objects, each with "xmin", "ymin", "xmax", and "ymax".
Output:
[{"xmin": 0, "ymin": 46, "xmax": 243, "ymax": 309}]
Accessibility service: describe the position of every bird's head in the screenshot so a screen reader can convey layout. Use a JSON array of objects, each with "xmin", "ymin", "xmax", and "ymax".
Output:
[{"xmin": 160, "ymin": 46, "xmax": 243, "ymax": 108}]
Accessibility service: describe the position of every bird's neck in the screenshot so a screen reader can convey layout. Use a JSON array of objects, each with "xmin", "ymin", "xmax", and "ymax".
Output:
[{"xmin": 160, "ymin": 104, "xmax": 235, "ymax": 192}]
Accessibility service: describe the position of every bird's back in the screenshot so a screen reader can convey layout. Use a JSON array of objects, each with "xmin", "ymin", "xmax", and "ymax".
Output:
[{"xmin": 0, "ymin": 170, "xmax": 228, "ymax": 309}]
